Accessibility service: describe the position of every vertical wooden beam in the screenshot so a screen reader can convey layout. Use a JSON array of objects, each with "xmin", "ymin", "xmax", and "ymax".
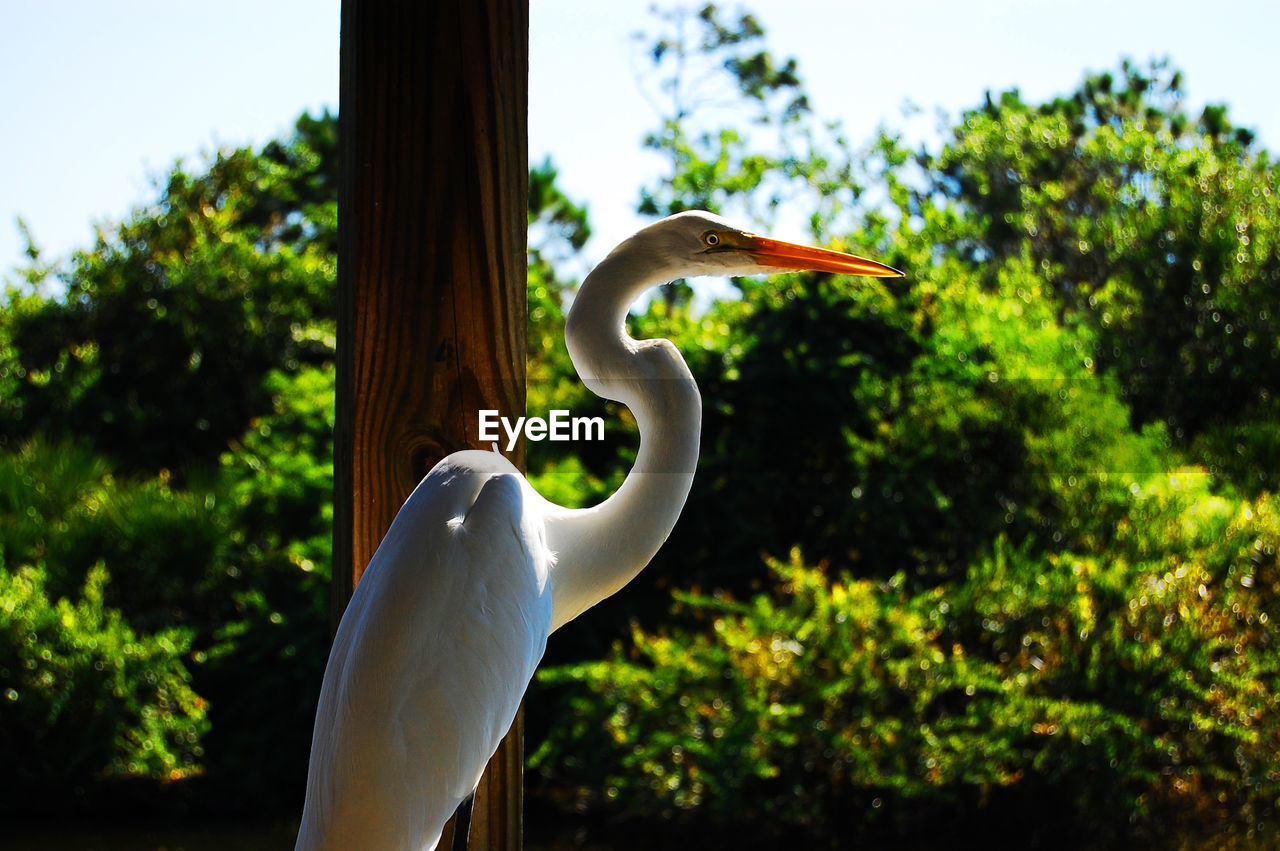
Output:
[{"xmin": 335, "ymin": 0, "xmax": 528, "ymax": 848}]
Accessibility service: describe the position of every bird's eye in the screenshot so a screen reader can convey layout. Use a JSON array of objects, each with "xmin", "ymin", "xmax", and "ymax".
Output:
[{"xmin": 703, "ymin": 232, "xmax": 721, "ymax": 248}]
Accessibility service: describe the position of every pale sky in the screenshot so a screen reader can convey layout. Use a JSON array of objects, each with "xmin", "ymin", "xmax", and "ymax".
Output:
[{"xmin": 2, "ymin": 0, "xmax": 1277, "ymax": 278}]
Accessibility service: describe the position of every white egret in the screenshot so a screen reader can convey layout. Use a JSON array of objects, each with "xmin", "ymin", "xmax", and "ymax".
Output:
[{"xmin": 295, "ymin": 210, "xmax": 903, "ymax": 850}]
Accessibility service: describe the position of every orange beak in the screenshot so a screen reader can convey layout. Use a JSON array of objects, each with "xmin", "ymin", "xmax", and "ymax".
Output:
[{"xmin": 744, "ymin": 234, "xmax": 904, "ymax": 278}]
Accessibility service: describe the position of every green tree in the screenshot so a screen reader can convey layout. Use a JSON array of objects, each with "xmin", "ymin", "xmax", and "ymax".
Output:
[
  {"xmin": 537, "ymin": 481, "xmax": 1280, "ymax": 845},
  {"xmin": 636, "ymin": 3, "xmax": 808, "ymax": 220},
  {"xmin": 526, "ymin": 156, "xmax": 614, "ymax": 506},
  {"xmin": 0, "ymin": 116, "xmax": 340, "ymax": 812},
  {"xmin": 1, "ymin": 112, "xmax": 338, "ymax": 476},
  {"xmin": 633, "ymin": 2, "xmax": 874, "ymax": 249},
  {"xmin": 197, "ymin": 365, "xmax": 336, "ymax": 806},
  {"xmin": 530, "ymin": 4, "xmax": 1278, "ymax": 846},
  {"xmin": 927, "ymin": 62, "xmax": 1280, "ymax": 489},
  {"xmin": 0, "ymin": 441, "xmax": 208, "ymax": 812}
]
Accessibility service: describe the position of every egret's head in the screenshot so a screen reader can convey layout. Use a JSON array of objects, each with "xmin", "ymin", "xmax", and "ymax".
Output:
[{"xmin": 620, "ymin": 210, "xmax": 904, "ymax": 281}]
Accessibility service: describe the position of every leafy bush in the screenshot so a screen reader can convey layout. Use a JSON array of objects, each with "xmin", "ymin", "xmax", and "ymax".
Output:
[
  {"xmin": 0, "ymin": 437, "xmax": 233, "ymax": 634},
  {"xmin": 0, "ymin": 112, "xmax": 337, "ymax": 476},
  {"xmin": 199, "ymin": 366, "xmax": 333, "ymax": 806},
  {"xmin": 0, "ymin": 560, "xmax": 206, "ymax": 809},
  {"xmin": 928, "ymin": 61, "xmax": 1280, "ymax": 485},
  {"xmin": 534, "ymin": 479, "xmax": 1280, "ymax": 845},
  {"xmin": 1, "ymin": 7, "xmax": 1277, "ymax": 841},
  {"xmin": 0, "ymin": 426, "xmax": 330, "ymax": 811}
]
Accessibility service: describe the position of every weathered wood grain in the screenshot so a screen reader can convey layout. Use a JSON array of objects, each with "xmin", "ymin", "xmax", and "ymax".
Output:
[{"xmin": 335, "ymin": 0, "xmax": 529, "ymax": 847}]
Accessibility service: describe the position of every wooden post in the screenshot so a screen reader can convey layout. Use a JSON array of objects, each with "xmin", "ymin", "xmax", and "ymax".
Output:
[{"xmin": 334, "ymin": 0, "xmax": 528, "ymax": 848}]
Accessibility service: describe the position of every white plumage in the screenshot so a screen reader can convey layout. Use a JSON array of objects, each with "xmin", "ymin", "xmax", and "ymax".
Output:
[
  {"xmin": 296, "ymin": 211, "xmax": 902, "ymax": 850},
  {"xmin": 298, "ymin": 452, "xmax": 551, "ymax": 850}
]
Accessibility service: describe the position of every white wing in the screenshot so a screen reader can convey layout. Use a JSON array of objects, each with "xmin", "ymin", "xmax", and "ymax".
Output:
[{"xmin": 297, "ymin": 451, "xmax": 554, "ymax": 851}]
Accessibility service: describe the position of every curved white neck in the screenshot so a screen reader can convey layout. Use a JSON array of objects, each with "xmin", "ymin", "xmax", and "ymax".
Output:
[{"xmin": 542, "ymin": 252, "xmax": 701, "ymax": 631}]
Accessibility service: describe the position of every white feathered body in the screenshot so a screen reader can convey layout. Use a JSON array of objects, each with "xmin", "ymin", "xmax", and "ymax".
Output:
[
  {"xmin": 297, "ymin": 450, "xmax": 555, "ymax": 851},
  {"xmin": 294, "ymin": 211, "xmax": 899, "ymax": 850}
]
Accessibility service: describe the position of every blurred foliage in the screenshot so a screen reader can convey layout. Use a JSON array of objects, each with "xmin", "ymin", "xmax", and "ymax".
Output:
[
  {"xmin": 197, "ymin": 364, "xmax": 335, "ymax": 808},
  {"xmin": 924, "ymin": 60, "xmax": 1279, "ymax": 488},
  {"xmin": 0, "ymin": 112, "xmax": 337, "ymax": 476},
  {"xmin": 526, "ymin": 159, "xmax": 626, "ymax": 511},
  {"xmin": 0, "ymin": 426, "xmax": 328, "ymax": 813},
  {"xmin": 0, "ymin": 114, "xmax": 339, "ymax": 815},
  {"xmin": 1, "ymin": 2, "xmax": 1278, "ymax": 845},
  {"xmin": 636, "ymin": 3, "xmax": 808, "ymax": 221},
  {"xmin": 527, "ymin": 4, "xmax": 1280, "ymax": 847},
  {"xmin": 0, "ymin": 542, "xmax": 206, "ymax": 810},
  {"xmin": 536, "ymin": 478, "xmax": 1279, "ymax": 845}
]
